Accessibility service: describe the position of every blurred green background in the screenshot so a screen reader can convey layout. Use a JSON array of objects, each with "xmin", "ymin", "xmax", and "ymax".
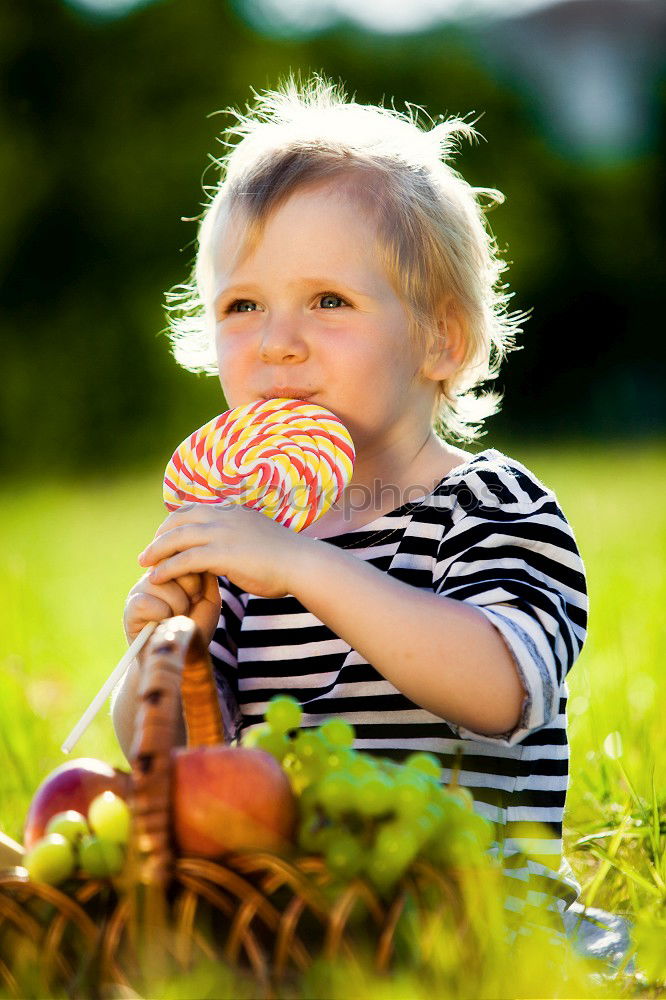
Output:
[{"xmin": 2, "ymin": 0, "xmax": 665, "ymax": 478}]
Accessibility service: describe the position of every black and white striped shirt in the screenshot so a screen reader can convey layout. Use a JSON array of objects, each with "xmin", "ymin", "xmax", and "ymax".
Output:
[{"xmin": 209, "ymin": 448, "xmax": 588, "ymax": 911}]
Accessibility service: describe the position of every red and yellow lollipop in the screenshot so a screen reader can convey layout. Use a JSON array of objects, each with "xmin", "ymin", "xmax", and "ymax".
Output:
[{"xmin": 163, "ymin": 398, "xmax": 355, "ymax": 532}]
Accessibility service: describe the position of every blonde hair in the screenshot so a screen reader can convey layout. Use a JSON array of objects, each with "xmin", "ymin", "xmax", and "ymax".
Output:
[{"xmin": 166, "ymin": 75, "xmax": 526, "ymax": 442}]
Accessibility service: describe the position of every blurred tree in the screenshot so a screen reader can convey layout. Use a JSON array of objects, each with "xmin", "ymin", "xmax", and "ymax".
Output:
[{"xmin": 0, "ymin": 0, "xmax": 664, "ymax": 477}]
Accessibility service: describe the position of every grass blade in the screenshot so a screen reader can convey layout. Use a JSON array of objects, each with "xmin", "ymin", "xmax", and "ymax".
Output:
[{"xmin": 587, "ymin": 845, "xmax": 661, "ymax": 899}]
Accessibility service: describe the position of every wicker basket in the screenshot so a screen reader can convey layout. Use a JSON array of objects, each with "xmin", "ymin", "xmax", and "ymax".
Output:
[{"xmin": 0, "ymin": 617, "xmax": 490, "ymax": 998}]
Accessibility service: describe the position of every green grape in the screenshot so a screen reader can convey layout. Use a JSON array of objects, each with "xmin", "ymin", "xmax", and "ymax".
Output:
[
  {"xmin": 25, "ymin": 834, "xmax": 76, "ymax": 886},
  {"xmin": 429, "ymin": 829, "xmax": 485, "ymax": 869},
  {"xmin": 282, "ymin": 754, "xmax": 312, "ymax": 795},
  {"xmin": 265, "ymin": 695, "xmax": 302, "ymax": 733},
  {"xmin": 298, "ymin": 783, "xmax": 319, "ymax": 815},
  {"xmin": 412, "ymin": 814, "xmax": 434, "ymax": 848},
  {"xmin": 378, "ymin": 758, "xmax": 401, "ymax": 776},
  {"xmin": 325, "ymin": 832, "xmax": 365, "ymax": 879},
  {"xmin": 436, "ymin": 787, "xmax": 464, "ymax": 811},
  {"xmin": 292, "ymin": 729, "xmax": 329, "ymax": 772},
  {"xmin": 348, "ymin": 754, "xmax": 376, "ymax": 779},
  {"xmin": 394, "ymin": 770, "xmax": 430, "ymax": 816},
  {"xmin": 320, "ymin": 718, "xmax": 355, "ymax": 748},
  {"xmin": 421, "ymin": 839, "xmax": 441, "ymax": 866},
  {"xmin": 422, "ymin": 774, "xmax": 443, "ymax": 802},
  {"xmin": 260, "ymin": 729, "xmax": 290, "ymax": 762},
  {"xmin": 45, "ymin": 810, "xmax": 89, "ymax": 847},
  {"xmin": 280, "ymin": 750, "xmax": 299, "ymax": 774},
  {"xmin": 404, "ymin": 752, "xmax": 443, "ymax": 780},
  {"xmin": 324, "ymin": 748, "xmax": 355, "ymax": 773},
  {"xmin": 79, "ymin": 835, "xmax": 125, "ymax": 878},
  {"xmin": 242, "ymin": 723, "xmax": 289, "ymax": 761},
  {"xmin": 241, "ymin": 724, "xmax": 267, "ymax": 748},
  {"xmin": 287, "ymin": 770, "xmax": 308, "ymax": 795},
  {"xmin": 366, "ymin": 849, "xmax": 405, "ymax": 895},
  {"xmin": 435, "ymin": 789, "xmax": 477, "ymax": 831},
  {"xmin": 298, "ymin": 822, "xmax": 326, "ymax": 854},
  {"xmin": 315, "ymin": 773, "xmax": 357, "ymax": 817},
  {"xmin": 374, "ymin": 821, "xmax": 420, "ymax": 870},
  {"xmin": 412, "ymin": 802, "xmax": 445, "ymax": 845},
  {"xmin": 448, "ymin": 786, "xmax": 475, "ymax": 810},
  {"xmin": 298, "ymin": 810, "xmax": 333, "ymax": 854},
  {"xmin": 353, "ymin": 773, "xmax": 393, "ymax": 817},
  {"xmin": 88, "ymin": 792, "xmax": 130, "ymax": 845},
  {"xmin": 298, "ymin": 757, "xmax": 329, "ymax": 794},
  {"xmin": 423, "ymin": 801, "xmax": 446, "ymax": 830}
]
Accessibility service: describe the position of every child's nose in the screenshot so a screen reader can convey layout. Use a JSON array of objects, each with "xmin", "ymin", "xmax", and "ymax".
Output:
[{"xmin": 259, "ymin": 314, "xmax": 309, "ymax": 363}]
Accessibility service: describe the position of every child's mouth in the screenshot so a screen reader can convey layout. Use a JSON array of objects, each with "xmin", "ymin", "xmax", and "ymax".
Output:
[{"xmin": 261, "ymin": 389, "xmax": 317, "ymax": 401}]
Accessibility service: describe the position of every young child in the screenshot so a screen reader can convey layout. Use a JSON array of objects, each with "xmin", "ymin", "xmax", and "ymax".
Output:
[{"xmin": 114, "ymin": 77, "xmax": 587, "ymax": 921}]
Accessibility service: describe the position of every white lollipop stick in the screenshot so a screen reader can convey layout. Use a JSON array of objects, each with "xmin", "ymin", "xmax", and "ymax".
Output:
[{"xmin": 61, "ymin": 621, "xmax": 157, "ymax": 754}]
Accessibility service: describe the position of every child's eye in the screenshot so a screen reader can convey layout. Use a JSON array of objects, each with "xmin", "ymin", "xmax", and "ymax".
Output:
[
  {"xmin": 318, "ymin": 293, "xmax": 347, "ymax": 309},
  {"xmin": 231, "ymin": 300, "xmax": 256, "ymax": 313},
  {"xmin": 227, "ymin": 299, "xmax": 258, "ymax": 313}
]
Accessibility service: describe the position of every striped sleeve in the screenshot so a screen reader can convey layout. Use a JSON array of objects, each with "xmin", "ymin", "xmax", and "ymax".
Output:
[
  {"xmin": 208, "ymin": 575, "xmax": 246, "ymax": 743},
  {"xmin": 432, "ymin": 461, "xmax": 587, "ymax": 747}
]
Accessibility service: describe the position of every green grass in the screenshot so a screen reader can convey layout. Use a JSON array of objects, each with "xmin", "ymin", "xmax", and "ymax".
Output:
[
  {"xmin": 1, "ymin": 440, "xmax": 665, "ymax": 996},
  {"xmin": 0, "ymin": 458, "xmax": 167, "ymax": 828}
]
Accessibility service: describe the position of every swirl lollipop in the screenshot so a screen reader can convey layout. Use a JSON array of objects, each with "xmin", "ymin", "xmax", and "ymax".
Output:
[{"xmin": 163, "ymin": 398, "xmax": 355, "ymax": 532}]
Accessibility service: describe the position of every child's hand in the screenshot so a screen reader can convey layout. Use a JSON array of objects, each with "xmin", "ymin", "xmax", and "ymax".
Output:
[
  {"xmin": 124, "ymin": 569, "xmax": 221, "ymax": 646},
  {"xmin": 137, "ymin": 503, "xmax": 308, "ymax": 599}
]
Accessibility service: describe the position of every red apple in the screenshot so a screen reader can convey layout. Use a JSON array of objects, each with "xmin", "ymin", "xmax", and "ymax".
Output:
[
  {"xmin": 24, "ymin": 758, "xmax": 130, "ymax": 851},
  {"xmin": 172, "ymin": 745, "xmax": 297, "ymax": 858}
]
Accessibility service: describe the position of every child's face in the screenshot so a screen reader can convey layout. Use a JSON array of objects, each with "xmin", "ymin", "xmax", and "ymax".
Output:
[{"xmin": 210, "ymin": 182, "xmax": 437, "ymax": 451}]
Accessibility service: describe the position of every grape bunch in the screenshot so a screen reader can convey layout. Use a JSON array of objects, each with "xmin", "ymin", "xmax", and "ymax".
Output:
[
  {"xmin": 24, "ymin": 792, "xmax": 130, "ymax": 886},
  {"xmin": 242, "ymin": 696, "xmax": 494, "ymax": 895}
]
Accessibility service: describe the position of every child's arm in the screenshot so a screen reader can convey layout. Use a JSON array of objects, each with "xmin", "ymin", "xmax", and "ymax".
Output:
[
  {"xmin": 289, "ymin": 542, "xmax": 526, "ymax": 737},
  {"xmin": 137, "ymin": 507, "xmax": 523, "ymax": 736},
  {"xmin": 138, "ymin": 498, "xmax": 584, "ymax": 743}
]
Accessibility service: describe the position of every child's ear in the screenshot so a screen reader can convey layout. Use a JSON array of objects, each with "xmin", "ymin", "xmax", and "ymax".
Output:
[{"xmin": 421, "ymin": 296, "xmax": 466, "ymax": 382}]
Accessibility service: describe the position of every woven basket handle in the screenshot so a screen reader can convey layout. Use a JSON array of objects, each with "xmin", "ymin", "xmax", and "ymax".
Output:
[{"xmin": 128, "ymin": 615, "xmax": 224, "ymax": 886}]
